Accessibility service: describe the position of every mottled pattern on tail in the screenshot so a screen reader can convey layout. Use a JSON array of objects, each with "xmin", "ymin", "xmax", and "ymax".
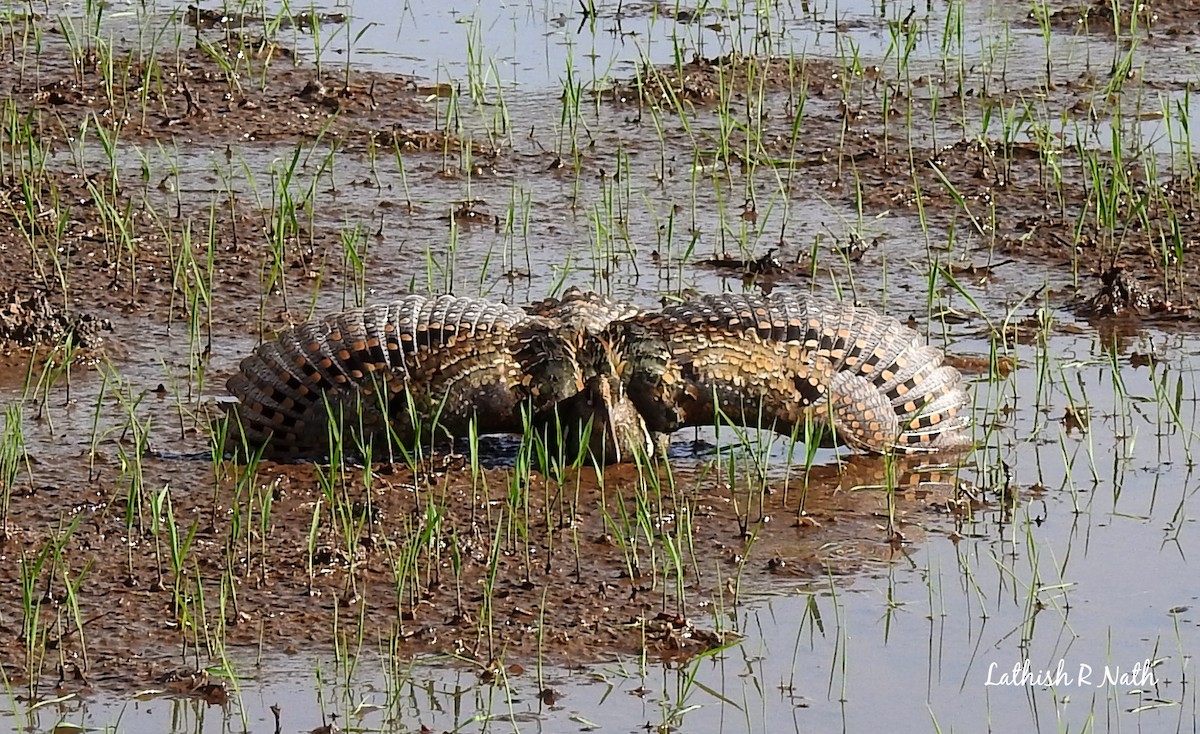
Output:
[
  {"xmin": 226, "ymin": 295, "xmax": 534, "ymax": 458},
  {"xmin": 525, "ymin": 286, "xmax": 644, "ymax": 334},
  {"xmin": 609, "ymin": 292, "xmax": 971, "ymax": 454}
]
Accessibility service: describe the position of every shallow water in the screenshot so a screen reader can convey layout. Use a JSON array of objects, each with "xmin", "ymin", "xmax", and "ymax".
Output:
[{"xmin": 2, "ymin": 0, "xmax": 1199, "ymax": 732}]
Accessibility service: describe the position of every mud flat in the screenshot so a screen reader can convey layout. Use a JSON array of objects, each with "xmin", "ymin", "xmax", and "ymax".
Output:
[{"xmin": 0, "ymin": 1, "xmax": 1197, "ymax": 731}]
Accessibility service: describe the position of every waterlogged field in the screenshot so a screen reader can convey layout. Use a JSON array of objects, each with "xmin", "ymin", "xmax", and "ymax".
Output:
[{"xmin": 0, "ymin": 0, "xmax": 1198, "ymax": 732}]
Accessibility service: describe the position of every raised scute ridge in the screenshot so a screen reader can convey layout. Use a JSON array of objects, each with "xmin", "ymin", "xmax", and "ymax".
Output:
[{"xmin": 225, "ymin": 290, "xmax": 971, "ymax": 461}]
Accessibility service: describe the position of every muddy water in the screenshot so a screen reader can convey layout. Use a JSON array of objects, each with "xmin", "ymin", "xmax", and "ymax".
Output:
[{"xmin": 1, "ymin": 0, "xmax": 1199, "ymax": 732}]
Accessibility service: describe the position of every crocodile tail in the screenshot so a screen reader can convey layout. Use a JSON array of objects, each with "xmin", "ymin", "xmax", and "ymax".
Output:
[
  {"xmin": 225, "ymin": 295, "xmax": 532, "ymax": 459},
  {"xmin": 616, "ymin": 292, "xmax": 970, "ymax": 454},
  {"xmin": 224, "ymin": 309, "xmax": 390, "ymax": 459}
]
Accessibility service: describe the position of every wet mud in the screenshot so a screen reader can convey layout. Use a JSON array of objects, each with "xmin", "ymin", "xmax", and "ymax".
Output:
[
  {"xmin": 1036, "ymin": 0, "xmax": 1200, "ymax": 36},
  {"xmin": 0, "ymin": 0, "xmax": 1196, "ymax": 703},
  {"xmin": 601, "ymin": 50, "xmax": 1200, "ymax": 321},
  {"xmin": 0, "ymin": 288, "xmax": 110, "ymax": 353},
  {"xmin": 0, "ymin": 447, "xmax": 970, "ymax": 693}
]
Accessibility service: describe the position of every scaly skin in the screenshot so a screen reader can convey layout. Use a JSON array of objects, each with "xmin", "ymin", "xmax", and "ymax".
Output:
[
  {"xmin": 226, "ymin": 289, "xmax": 971, "ymax": 462},
  {"xmin": 226, "ymin": 290, "xmax": 652, "ymax": 462},
  {"xmin": 525, "ymin": 287, "xmax": 643, "ymax": 335},
  {"xmin": 608, "ymin": 292, "xmax": 971, "ymax": 454}
]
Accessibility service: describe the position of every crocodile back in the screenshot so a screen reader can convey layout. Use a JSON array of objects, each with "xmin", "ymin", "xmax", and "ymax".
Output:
[
  {"xmin": 525, "ymin": 287, "xmax": 644, "ymax": 334},
  {"xmin": 520, "ymin": 288, "xmax": 653, "ymax": 462},
  {"xmin": 611, "ymin": 292, "xmax": 970, "ymax": 454}
]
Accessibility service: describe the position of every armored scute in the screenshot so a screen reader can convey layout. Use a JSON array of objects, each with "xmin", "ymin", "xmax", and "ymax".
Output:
[{"xmin": 225, "ymin": 289, "xmax": 971, "ymax": 463}]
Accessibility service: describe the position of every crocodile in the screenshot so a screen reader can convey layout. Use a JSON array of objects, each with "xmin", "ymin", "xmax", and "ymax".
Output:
[
  {"xmin": 224, "ymin": 289, "xmax": 651, "ymax": 463},
  {"xmin": 225, "ymin": 289, "xmax": 971, "ymax": 462},
  {"xmin": 606, "ymin": 292, "xmax": 971, "ymax": 454}
]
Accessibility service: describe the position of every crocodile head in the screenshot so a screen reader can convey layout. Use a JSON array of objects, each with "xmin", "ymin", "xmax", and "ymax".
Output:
[
  {"xmin": 527, "ymin": 329, "xmax": 656, "ymax": 465},
  {"xmin": 546, "ymin": 372, "xmax": 654, "ymax": 465}
]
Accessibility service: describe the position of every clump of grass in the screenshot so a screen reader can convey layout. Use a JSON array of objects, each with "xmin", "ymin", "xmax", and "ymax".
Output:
[
  {"xmin": 18, "ymin": 513, "xmax": 89, "ymax": 696},
  {"xmin": 0, "ymin": 403, "xmax": 31, "ymax": 539},
  {"xmin": 147, "ymin": 484, "xmax": 200, "ymax": 624}
]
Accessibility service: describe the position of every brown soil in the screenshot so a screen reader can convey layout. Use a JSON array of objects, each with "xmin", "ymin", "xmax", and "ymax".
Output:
[
  {"xmin": 599, "ymin": 53, "xmax": 833, "ymax": 106},
  {"xmin": 1, "ymin": 0, "xmax": 1195, "ymax": 699},
  {"xmin": 600, "ymin": 48, "xmax": 1200, "ymax": 322},
  {"xmin": 0, "ymin": 448, "xmax": 973, "ymax": 694},
  {"xmin": 0, "ymin": 288, "xmax": 110, "ymax": 353},
  {"xmin": 1039, "ymin": 0, "xmax": 1200, "ymax": 36},
  {"xmin": 0, "ymin": 23, "xmax": 491, "ymax": 333}
]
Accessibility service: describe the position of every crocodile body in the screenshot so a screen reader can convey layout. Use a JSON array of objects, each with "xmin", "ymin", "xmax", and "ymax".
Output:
[
  {"xmin": 226, "ymin": 289, "xmax": 970, "ymax": 462},
  {"xmin": 226, "ymin": 289, "xmax": 651, "ymax": 462},
  {"xmin": 608, "ymin": 292, "xmax": 970, "ymax": 453}
]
